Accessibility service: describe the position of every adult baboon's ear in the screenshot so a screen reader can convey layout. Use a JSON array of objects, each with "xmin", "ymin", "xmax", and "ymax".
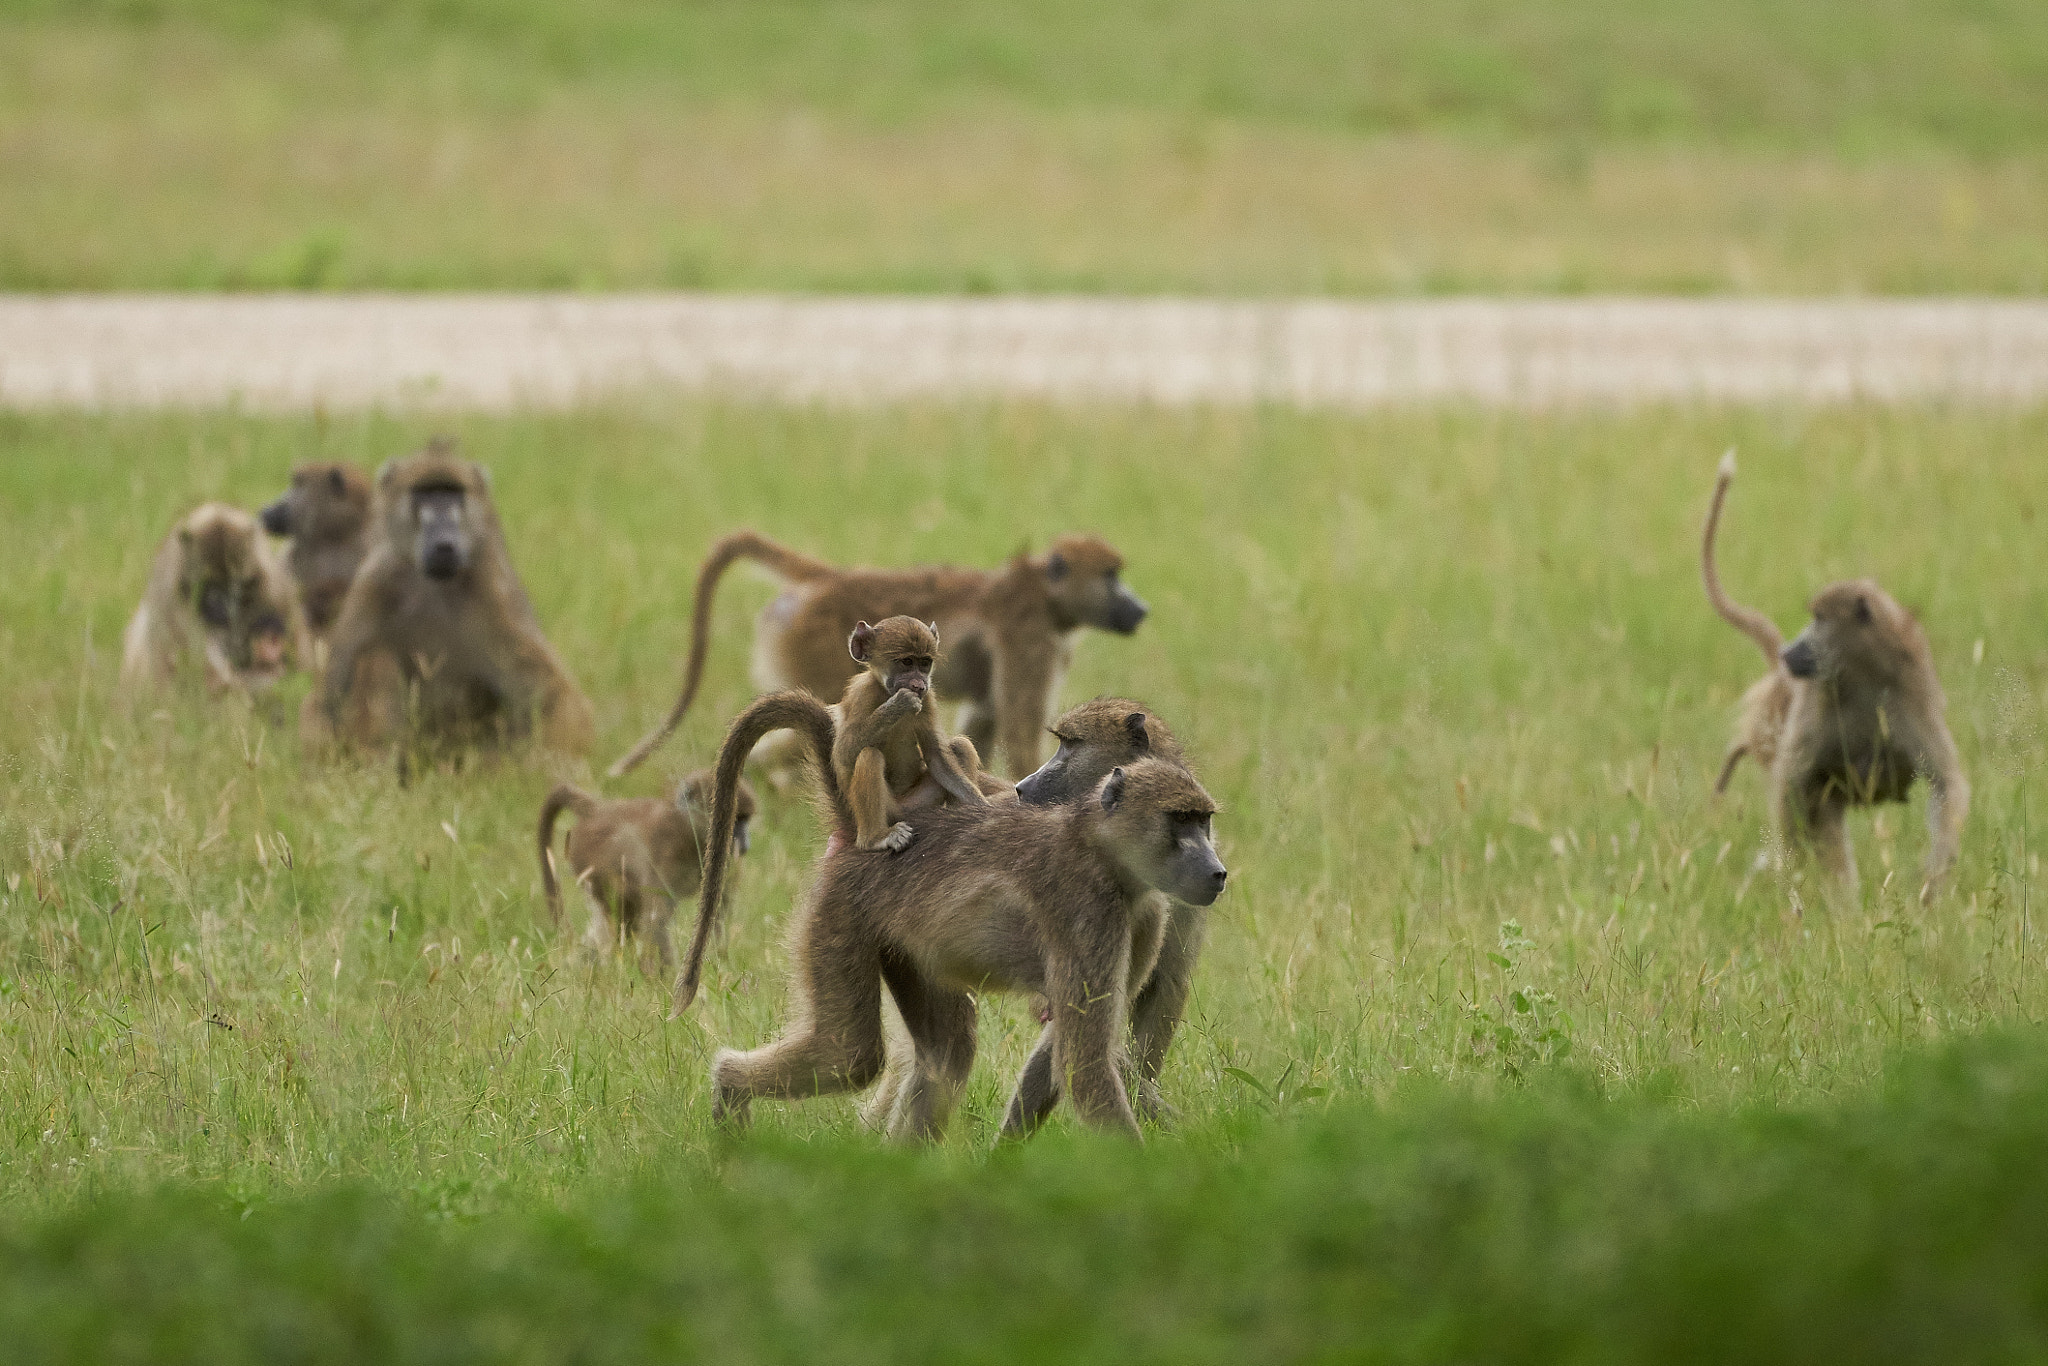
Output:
[
  {"xmin": 1101, "ymin": 767, "xmax": 1127, "ymax": 812},
  {"xmin": 1855, "ymin": 595, "xmax": 1872, "ymax": 624},
  {"xmin": 849, "ymin": 621, "xmax": 876, "ymax": 664},
  {"xmin": 328, "ymin": 467, "xmax": 346, "ymax": 494},
  {"xmin": 1046, "ymin": 551, "xmax": 1068, "ymax": 581},
  {"xmin": 1124, "ymin": 713, "xmax": 1149, "ymax": 753}
]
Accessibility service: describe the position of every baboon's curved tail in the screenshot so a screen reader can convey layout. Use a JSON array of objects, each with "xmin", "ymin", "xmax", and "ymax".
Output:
[
  {"xmin": 671, "ymin": 691, "xmax": 848, "ymax": 1016},
  {"xmin": 611, "ymin": 531, "xmax": 839, "ymax": 778},
  {"xmin": 1702, "ymin": 451, "xmax": 1784, "ymax": 668},
  {"xmin": 537, "ymin": 783, "xmax": 596, "ymax": 926}
]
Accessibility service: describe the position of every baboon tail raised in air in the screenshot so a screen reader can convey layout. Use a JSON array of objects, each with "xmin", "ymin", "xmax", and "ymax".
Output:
[
  {"xmin": 611, "ymin": 531, "xmax": 839, "ymax": 778},
  {"xmin": 1702, "ymin": 451, "xmax": 1784, "ymax": 667},
  {"xmin": 671, "ymin": 690, "xmax": 848, "ymax": 1016},
  {"xmin": 536, "ymin": 783, "xmax": 599, "ymax": 926}
]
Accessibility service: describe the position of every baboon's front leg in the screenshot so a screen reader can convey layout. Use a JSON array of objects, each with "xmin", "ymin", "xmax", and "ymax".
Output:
[
  {"xmin": 1000, "ymin": 1025, "xmax": 1062, "ymax": 1141},
  {"xmin": 1921, "ymin": 756, "xmax": 1971, "ymax": 897},
  {"xmin": 1808, "ymin": 794, "xmax": 1858, "ymax": 895},
  {"xmin": 1129, "ymin": 902, "xmax": 1207, "ymax": 1124},
  {"xmin": 1047, "ymin": 962, "xmax": 1141, "ymax": 1141},
  {"xmin": 878, "ymin": 955, "xmax": 979, "ymax": 1144}
]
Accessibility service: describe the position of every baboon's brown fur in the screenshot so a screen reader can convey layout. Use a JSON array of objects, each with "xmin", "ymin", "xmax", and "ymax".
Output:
[
  {"xmin": 121, "ymin": 502, "xmax": 310, "ymax": 695},
  {"xmin": 1703, "ymin": 454, "xmax": 1969, "ymax": 896},
  {"xmin": 683, "ymin": 689, "xmax": 1228, "ymax": 1142},
  {"xmin": 610, "ymin": 530, "xmax": 1149, "ymax": 780},
  {"xmin": 301, "ymin": 440, "xmax": 595, "ymax": 757},
  {"xmin": 864, "ymin": 695, "xmax": 1206, "ymax": 1137},
  {"xmin": 261, "ymin": 462, "xmax": 374, "ymax": 637},
  {"xmin": 834, "ymin": 617, "xmax": 989, "ymax": 853},
  {"xmin": 537, "ymin": 770, "xmax": 757, "ymax": 973}
]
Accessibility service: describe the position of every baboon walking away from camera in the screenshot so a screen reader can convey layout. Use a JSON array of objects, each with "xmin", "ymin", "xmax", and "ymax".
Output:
[
  {"xmin": 538, "ymin": 770, "xmax": 757, "ymax": 974},
  {"xmin": 611, "ymin": 530, "xmax": 1149, "ymax": 781},
  {"xmin": 1703, "ymin": 452, "xmax": 1968, "ymax": 897},
  {"xmin": 122, "ymin": 502, "xmax": 310, "ymax": 696},
  {"xmin": 301, "ymin": 440, "xmax": 595, "ymax": 757}
]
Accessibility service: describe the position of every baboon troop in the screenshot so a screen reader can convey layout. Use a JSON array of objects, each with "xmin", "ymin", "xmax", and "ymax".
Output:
[
  {"xmin": 1703, "ymin": 453, "xmax": 1969, "ymax": 897},
  {"xmin": 538, "ymin": 770, "xmax": 758, "ymax": 974},
  {"xmin": 113, "ymin": 431, "xmax": 1982, "ymax": 1149},
  {"xmin": 301, "ymin": 440, "xmax": 595, "ymax": 757},
  {"xmin": 122, "ymin": 501, "xmax": 309, "ymax": 695},
  {"xmin": 261, "ymin": 462, "xmax": 374, "ymax": 638},
  {"xmin": 611, "ymin": 529, "xmax": 1149, "ymax": 780}
]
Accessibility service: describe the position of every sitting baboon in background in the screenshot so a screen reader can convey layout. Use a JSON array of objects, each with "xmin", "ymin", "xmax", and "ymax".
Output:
[
  {"xmin": 1703, "ymin": 453, "xmax": 1968, "ymax": 897},
  {"xmin": 683, "ymin": 687, "xmax": 1228, "ymax": 1143},
  {"xmin": 301, "ymin": 440, "xmax": 595, "ymax": 757},
  {"xmin": 121, "ymin": 502, "xmax": 310, "ymax": 696},
  {"xmin": 538, "ymin": 770, "xmax": 758, "ymax": 974},
  {"xmin": 612, "ymin": 529, "xmax": 1149, "ymax": 781},
  {"xmin": 261, "ymin": 462, "xmax": 374, "ymax": 638}
]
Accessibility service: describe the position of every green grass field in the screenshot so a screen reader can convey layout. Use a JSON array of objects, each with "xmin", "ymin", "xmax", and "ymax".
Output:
[
  {"xmin": 3, "ymin": 0, "xmax": 2047, "ymax": 293},
  {"xmin": 3, "ymin": 401, "xmax": 2047, "ymax": 1357}
]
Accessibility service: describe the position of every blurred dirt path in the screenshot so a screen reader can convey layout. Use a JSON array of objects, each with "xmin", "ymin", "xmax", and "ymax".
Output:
[{"xmin": 4, "ymin": 295, "xmax": 2047, "ymax": 409}]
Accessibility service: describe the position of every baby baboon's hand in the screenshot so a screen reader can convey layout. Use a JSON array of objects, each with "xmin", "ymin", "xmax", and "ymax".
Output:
[
  {"xmin": 882, "ymin": 687, "xmax": 925, "ymax": 721},
  {"xmin": 882, "ymin": 822, "xmax": 916, "ymax": 854}
]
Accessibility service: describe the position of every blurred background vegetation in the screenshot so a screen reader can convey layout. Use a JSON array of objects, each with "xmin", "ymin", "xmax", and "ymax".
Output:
[{"xmin": 3, "ymin": 0, "xmax": 2045, "ymax": 292}]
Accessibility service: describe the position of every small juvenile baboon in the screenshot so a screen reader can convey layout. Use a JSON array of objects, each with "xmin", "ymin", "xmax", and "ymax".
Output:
[
  {"xmin": 302, "ymin": 440, "xmax": 595, "ymax": 757},
  {"xmin": 260, "ymin": 462, "xmax": 374, "ymax": 637},
  {"xmin": 683, "ymin": 688, "xmax": 1227, "ymax": 1143},
  {"xmin": 122, "ymin": 502, "xmax": 311, "ymax": 695},
  {"xmin": 834, "ymin": 617, "xmax": 989, "ymax": 853},
  {"xmin": 1703, "ymin": 453, "xmax": 1969, "ymax": 896},
  {"xmin": 537, "ymin": 770, "xmax": 757, "ymax": 972},
  {"xmin": 611, "ymin": 530, "xmax": 1149, "ymax": 780}
]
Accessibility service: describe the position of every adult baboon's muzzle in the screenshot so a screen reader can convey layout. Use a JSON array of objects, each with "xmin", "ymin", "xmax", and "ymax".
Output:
[
  {"xmin": 1183, "ymin": 860, "xmax": 1228, "ymax": 907},
  {"xmin": 259, "ymin": 496, "xmax": 295, "ymax": 537},
  {"xmin": 197, "ymin": 583, "xmax": 232, "ymax": 627},
  {"xmin": 1782, "ymin": 636, "xmax": 1819, "ymax": 679},
  {"xmin": 421, "ymin": 541, "xmax": 464, "ymax": 580},
  {"xmin": 1106, "ymin": 589, "xmax": 1149, "ymax": 635}
]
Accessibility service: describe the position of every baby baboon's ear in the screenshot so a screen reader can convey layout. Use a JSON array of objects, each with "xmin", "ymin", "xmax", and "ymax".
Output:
[
  {"xmin": 1046, "ymin": 551, "xmax": 1068, "ymax": 581},
  {"xmin": 1101, "ymin": 767, "xmax": 1127, "ymax": 812},
  {"xmin": 1124, "ymin": 713, "xmax": 1149, "ymax": 753},
  {"xmin": 927, "ymin": 621, "xmax": 940, "ymax": 646},
  {"xmin": 848, "ymin": 621, "xmax": 876, "ymax": 664},
  {"xmin": 1855, "ymin": 596, "xmax": 1872, "ymax": 624},
  {"xmin": 328, "ymin": 467, "xmax": 347, "ymax": 494}
]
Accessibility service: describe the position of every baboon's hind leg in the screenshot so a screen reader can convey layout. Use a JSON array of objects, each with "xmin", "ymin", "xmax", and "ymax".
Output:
[
  {"xmin": 1129, "ymin": 903, "xmax": 1207, "ymax": 1124},
  {"xmin": 878, "ymin": 953, "xmax": 978, "ymax": 1144},
  {"xmin": 710, "ymin": 935, "xmax": 886, "ymax": 1129},
  {"xmin": 1000, "ymin": 1025, "xmax": 1062, "ymax": 1141}
]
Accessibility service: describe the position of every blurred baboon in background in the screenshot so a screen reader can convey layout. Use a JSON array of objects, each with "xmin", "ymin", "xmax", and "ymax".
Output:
[
  {"xmin": 122, "ymin": 501, "xmax": 309, "ymax": 696},
  {"xmin": 261, "ymin": 462, "xmax": 374, "ymax": 639}
]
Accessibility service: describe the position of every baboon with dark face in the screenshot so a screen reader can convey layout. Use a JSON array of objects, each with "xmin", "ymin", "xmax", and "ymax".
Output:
[
  {"xmin": 538, "ymin": 769, "xmax": 757, "ymax": 974},
  {"xmin": 1703, "ymin": 455, "xmax": 1968, "ymax": 897},
  {"xmin": 682, "ymin": 688, "xmax": 1228, "ymax": 1143},
  {"xmin": 122, "ymin": 502, "xmax": 310, "ymax": 696},
  {"xmin": 301, "ymin": 440, "xmax": 595, "ymax": 757},
  {"xmin": 611, "ymin": 530, "xmax": 1149, "ymax": 780},
  {"xmin": 261, "ymin": 462, "xmax": 374, "ymax": 638}
]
